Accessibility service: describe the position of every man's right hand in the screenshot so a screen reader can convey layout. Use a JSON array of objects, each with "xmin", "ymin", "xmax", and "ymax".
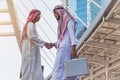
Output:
[{"xmin": 45, "ymin": 43, "xmax": 55, "ymax": 49}]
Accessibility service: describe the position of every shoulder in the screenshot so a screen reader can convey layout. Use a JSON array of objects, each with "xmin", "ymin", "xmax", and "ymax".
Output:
[
  {"xmin": 67, "ymin": 19, "xmax": 74, "ymax": 27},
  {"xmin": 27, "ymin": 22, "xmax": 35, "ymax": 27},
  {"xmin": 27, "ymin": 22, "xmax": 35, "ymax": 30}
]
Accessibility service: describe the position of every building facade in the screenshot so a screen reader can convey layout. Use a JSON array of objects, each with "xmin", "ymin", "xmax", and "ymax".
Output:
[
  {"xmin": 76, "ymin": 0, "xmax": 87, "ymax": 39},
  {"xmin": 61, "ymin": 0, "xmax": 105, "ymax": 39},
  {"xmin": 89, "ymin": 0, "xmax": 105, "ymax": 23}
]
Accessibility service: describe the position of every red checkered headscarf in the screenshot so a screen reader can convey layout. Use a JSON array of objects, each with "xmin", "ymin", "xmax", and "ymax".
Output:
[
  {"xmin": 53, "ymin": 5, "xmax": 77, "ymax": 41},
  {"xmin": 20, "ymin": 9, "xmax": 41, "ymax": 44}
]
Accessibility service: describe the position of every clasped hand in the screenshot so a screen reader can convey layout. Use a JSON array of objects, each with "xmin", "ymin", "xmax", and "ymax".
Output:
[{"xmin": 45, "ymin": 43, "xmax": 54, "ymax": 49}]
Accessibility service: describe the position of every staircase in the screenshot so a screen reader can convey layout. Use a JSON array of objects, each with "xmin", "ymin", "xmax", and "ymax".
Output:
[{"xmin": 0, "ymin": 0, "xmax": 21, "ymax": 49}]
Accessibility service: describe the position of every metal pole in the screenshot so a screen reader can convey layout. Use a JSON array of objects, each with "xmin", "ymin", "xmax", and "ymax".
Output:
[
  {"xmin": 105, "ymin": 60, "xmax": 109, "ymax": 80},
  {"xmin": 90, "ymin": 67, "xmax": 93, "ymax": 80}
]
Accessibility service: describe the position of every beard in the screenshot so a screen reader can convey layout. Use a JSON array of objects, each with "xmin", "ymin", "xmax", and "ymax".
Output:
[{"xmin": 56, "ymin": 16, "xmax": 60, "ymax": 20}]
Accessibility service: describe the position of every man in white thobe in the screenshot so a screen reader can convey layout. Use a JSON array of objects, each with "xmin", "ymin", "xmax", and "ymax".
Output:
[
  {"xmin": 50, "ymin": 5, "xmax": 78, "ymax": 80},
  {"xmin": 20, "ymin": 9, "xmax": 51, "ymax": 80}
]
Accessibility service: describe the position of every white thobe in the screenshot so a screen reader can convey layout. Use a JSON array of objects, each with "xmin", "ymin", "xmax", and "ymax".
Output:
[
  {"xmin": 51, "ymin": 20, "xmax": 78, "ymax": 80},
  {"xmin": 20, "ymin": 22, "xmax": 45, "ymax": 80}
]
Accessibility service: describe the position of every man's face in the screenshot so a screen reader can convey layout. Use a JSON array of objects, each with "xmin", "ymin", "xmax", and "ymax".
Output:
[
  {"xmin": 54, "ymin": 11, "xmax": 60, "ymax": 20},
  {"xmin": 36, "ymin": 13, "xmax": 41, "ymax": 22}
]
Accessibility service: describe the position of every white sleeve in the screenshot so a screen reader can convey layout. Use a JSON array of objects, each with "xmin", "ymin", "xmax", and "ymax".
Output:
[
  {"xmin": 67, "ymin": 20, "xmax": 77, "ymax": 46},
  {"xmin": 27, "ymin": 23, "xmax": 46, "ymax": 48},
  {"xmin": 54, "ymin": 41, "xmax": 58, "ymax": 49}
]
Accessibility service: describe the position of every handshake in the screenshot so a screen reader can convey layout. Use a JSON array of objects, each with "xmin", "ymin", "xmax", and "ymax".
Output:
[{"xmin": 44, "ymin": 43, "xmax": 55, "ymax": 49}]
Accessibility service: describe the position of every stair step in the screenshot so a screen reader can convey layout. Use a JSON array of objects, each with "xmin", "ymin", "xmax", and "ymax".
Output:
[
  {"xmin": 0, "ymin": 21, "xmax": 12, "ymax": 25},
  {"xmin": 0, "ymin": 32, "xmax": 15, "ymax": 36},
  {"xmin": 0, "ymin": 9, "xmax": 9, "ymax": 13}
]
